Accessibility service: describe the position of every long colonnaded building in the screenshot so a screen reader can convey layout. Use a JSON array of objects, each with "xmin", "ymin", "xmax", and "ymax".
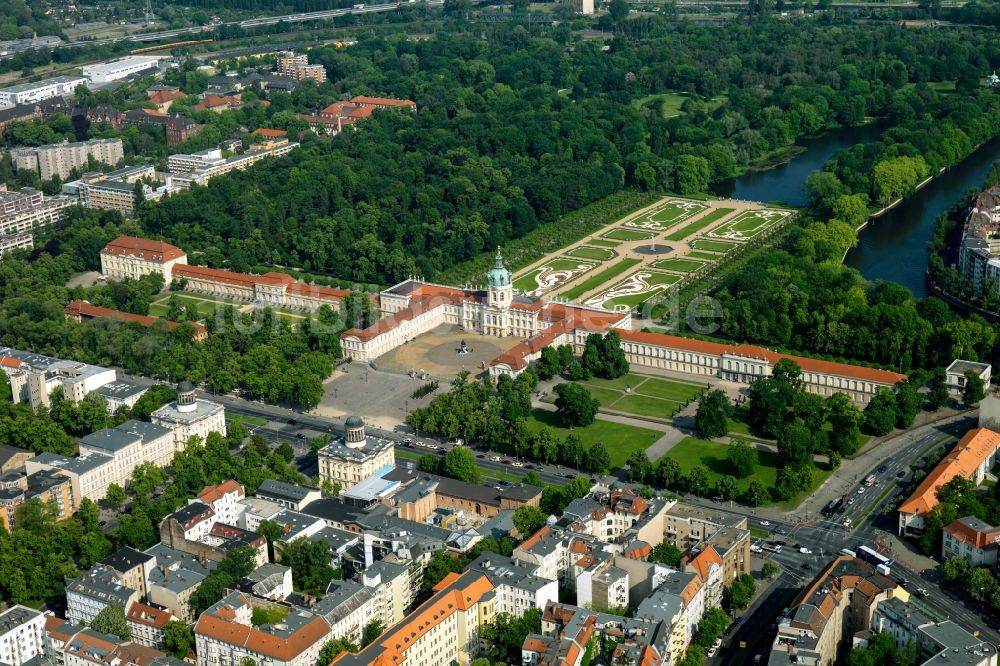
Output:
[
  {"xmin": 340, "ymin": 250, "xmax": 905, "ymax": 404},
  {"xmin": 99, "ymin": 236, "xmax": 352, "ymax": 313}
]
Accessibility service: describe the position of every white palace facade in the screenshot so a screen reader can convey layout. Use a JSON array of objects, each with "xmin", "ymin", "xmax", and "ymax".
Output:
[{"xmin": 341, "ymin": 250, "xmax": 906, "ymax": 404}]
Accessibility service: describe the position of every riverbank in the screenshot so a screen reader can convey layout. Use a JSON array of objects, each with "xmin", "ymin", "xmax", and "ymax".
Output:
[{"xmin": 863, "ymin": 170, "xmax": 942, "ymax": 225}]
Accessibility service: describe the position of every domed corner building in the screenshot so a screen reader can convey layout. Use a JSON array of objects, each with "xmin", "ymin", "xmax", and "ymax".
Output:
[
  {"xmin": 151, "ymin": 380, "xmax": 227, "ymax": 451},
  {"xmin": 317, "ymin": 414, "xmax": 394, "ymax": 490}
]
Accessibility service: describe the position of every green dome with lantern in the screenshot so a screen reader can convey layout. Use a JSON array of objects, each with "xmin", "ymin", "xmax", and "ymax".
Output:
[{"xmin": 487, "ymin": 247, "xmax": 511, "ymax": 288}]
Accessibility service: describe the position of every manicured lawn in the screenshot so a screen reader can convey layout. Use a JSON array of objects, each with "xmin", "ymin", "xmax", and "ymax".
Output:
[
  {"xmin": 649, "ymin": 258, "xmax": 708, "ymax": 273},
  {"xmin": 634, "ymin": 376, "xmax": 705, "ymax": 402},
  {"xmin": 659, "ymin": 437, "xmax": 832, "ymax": 509},
  {"xmin": 565, "ymin": 245, "xmax": 616, "ymax": 261},
  {"xmin": 686, "ymin": 251, "xmax": 724, "ymax": 261},
  {"xmin": 579, "ymin": 373, "xmax": 651, "ymax": 392},
  {"xmin": 514, "ymin": 257, "xmax": 596, "ymax": 294},
  {"xmin": 602, "ymin": 228, "xmax": 654, "ymax": 241},
  {"xmin": 690, "ymin": 239, "xmax": 738, "ymax": 253},
  {"xmin": 149, "ymin": 294, "xmax": 242, "ymax": 319},
  {"xmin": 651, "ymin": 200, "xmax": 707, "ymax": 223},
  {"xmin": 665, "ymin": 208, "xmax": 735, "ymax": 241},
  {"xmin": 586, "ymin": 270, "xmax": 679, "ymax": 309},
  {"xmin": 527, "ymin": 409, "xmax": 661, "ymax": 469},
  {"xmin": 228, "ymin": 414, "xmax": 268, "ymax": 427},
  {"xmin": 562, "ymin": 258, "xmax": 641, "ymax": 300},
  {"xmin": 708, "ymin": 209, "xmax": 791, "ymax": 240},
  {"xmin": 633, "ymin": 93, "xmax": 727, "ymax": 118},
  {"xmin": 580, "ymin": 386, "xmax": 624, "ymax": 406},
  {"xmin": 749, "ymin": 527, "xmax": 770, "ymax": 539},
  {"xmin": 612, "ymin": 393, "xmax": 684, "ymax": 419},
  {"xmin": 588, "ymin": 239, "xmax": 620, "ymax": 248}
]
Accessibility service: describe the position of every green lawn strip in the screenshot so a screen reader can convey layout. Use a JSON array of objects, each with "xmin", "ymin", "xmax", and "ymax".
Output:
[
  {"xmin": 686, "ymin": 251, "xmax": 723, "ymax": 261},
  {"xmin": 513, "ymin": 269, "xmax": 543, "ymax": 292},
  {"xmin": 612, "ymin": 393, "xmax": 683, "ymax": 419},
  {"xmin": 228, "ymin": 414, "xmax": 268, "ymax": 426},
  {"xmin": 633, "ymin": 377, "xmax": 705, "ymax": 402},
  {"xmin": 649, "ymin": 258, "xmax": 708, "ymax": 273},
  {"xmin": 660, "ymin": 437, "xmax": 831, "ymax": 509},
  {"xmin": 565, "ymin": 246, "xmax": 616, "ymax": 261},
  {"xmin": 647, "ymin": 203, "xmax": 689, "ymax": 223},
  {"xmin": 588, "ymin": 239, "xmax": 620, "ymax": 248},
  {"xmin": 579, "ymin": 373, "xmax": 653, "ymax": 392},
  {"xmin": 527, "ymin": 409, "xmax": 661, "ymax": 469},
  {"xmin": 603, "ymin": 228, "xmax": 654, "ymax": 241},
  {"xmin": 583, "ymin": 386, "xmax": 627, "ymax": 407},
  {"xmin": 396, "ymin": 449, "xmax": 529, "ymax": 484},
  {"xmin": 666, "ymin": 208, "xmax": 736, "ymax": 241},
  {"xmin": 562, "ymin": 259, "xmax": 641, "ymax": 300},
  {"xmin": 601, "ymin": 287, "xmax": 672, "ymax": 310},
  {"xmin": 749, "ymin": 527, "xmax": 770, "ymax": 539},
  {"xmin": 690, "ymin": 239, "xmax": 738, "ymax": 253}
]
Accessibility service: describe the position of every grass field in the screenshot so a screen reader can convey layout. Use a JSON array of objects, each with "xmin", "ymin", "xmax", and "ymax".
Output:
[
  {"xmin": 228, "ymin": 414, "xmax": 269, "ymax": 427},
  {"xmin": 588, "ymin": 239, "xmax": 620, "ymax": 248},
  {"xmin": 660, "ymin": 437, "xmax": 832, "ymax": 509},
  {"xmin": 561, "ymin": 258, "xmax": 641, "ymax": 300},
  {"xmin": 565, "ymin": 245, "xmax": 616, "ymax": 261},
  {"xmin": 624, "ymin": 199, "xmax": 707, "ymax": 231},
  {"xmin": 649, "ymin": 257, "xmax": 708, "ymax": 273},
  {"xmin": 633, "ymin": 92, "xmax": 727, "ymax": 118},
  {"xmin": 514, "ymin": 257, "xmax": 597, "ymax": 295},
  {"xmin": 603, "ymin": 228, "xmax": 654, "ymax": 241},
  {"xmin": 707, "ymin": 209, "xmax": 791, "ymax": 241},
  {"xmin": 571, "ymin": 373, "xmax": 705, "ymax": 420},
  {"xmin": 528, "ymin": 408, "xmax": 661, "ymax": 468},
  {"xmin": 686, "ymin": 251, "xmax": 724, "ymax": 261},
  {"xmin": 690, "ymin": 239, "xmax": 738, "ymax": 253},
  {"xmin": 585, "ymin": 270, "xmax": 680, "ymax": 310},
  {"xmin": 149, "ymin": 293, "xmax": 243, "ymax": 319},
  {"xmin": 665, "ymin": 208, "xmax": 735, "ymax": 241}
]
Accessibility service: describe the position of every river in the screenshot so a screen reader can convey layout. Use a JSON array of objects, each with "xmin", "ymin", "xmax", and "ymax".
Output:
[{"xmin": 711, "ymin": 124, "xmax": 1000, "ymax": 297}]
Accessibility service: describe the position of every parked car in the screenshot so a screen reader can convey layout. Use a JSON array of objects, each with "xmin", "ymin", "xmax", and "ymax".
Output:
[
  {"xmin": 897, "ymin": 470, "xmax": 906, "ymax": 477},
  {"xmin": 759, "ymin": 520, "xmax": 771, "ymax": 526},
  {"xmin": 877, "ymin": 465, "xmax": 888, "ymax": 474},
  {"xmin": 707, "ymin": 646, "xmax": 718, "ymax": 658},
  {"xmin": 512, "ymin": 462, "xmax": 525, "ymax": 468}
]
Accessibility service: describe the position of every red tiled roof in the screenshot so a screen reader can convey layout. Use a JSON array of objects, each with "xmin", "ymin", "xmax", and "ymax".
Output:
[
  {"xmin": 127, "ymin": 602, "xmax": 173, "ymax": 629},
  {"xmin": 899, "ymin": 428, "xmax": 1000, "ymax": 516},
  {"xmin": 285, "ymin": 281, "xmax": 349, "ymax": 301},
  {"xmin": 195, "ymin": 611, "xmax": 330, "ymax": 661},
  {"xmin": 194, "ymin": 95, "xmax": 242, "ymax": 111},
  {"xmin": 943, "ymin": 517, "xmax": 1000, "ymax": 550},
  {"xmin": 198, "ymin": 480, "xmax": 245, "ymax": 506},
  {"xmin": 149, "ymin": 90, "xmax": 183, "ymax": 105},
  {"xmin": 251, "ymin": 128, "xmax": 287, "ymax": 138},
  {"xmin": 616, "ymin": 330, "xmax": 907, "ymax": 384},
  {"xmin": 101, "ymin": 235, "xmax": 186, "ymax": 263},
  {"xmin": 65, "ymin": 300, "xmax": 207, "ymax": 340},
  {"xmin": 688, "ymin": 546, "xmax": 722, "ymax": 581},
  {"xmin": 173, "ymin": 264, "xmax": 258, "ymax": 289},
  {"xmin": 0, "ymin": 356, "xmax": 22, "ymax": 369},
  {"xmin": 351, "ymin": 95, "xmax": 416, "ymax": 109}
]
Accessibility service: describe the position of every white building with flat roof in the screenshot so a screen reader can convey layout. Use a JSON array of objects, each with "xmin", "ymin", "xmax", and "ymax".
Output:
[
  {"xmin": 0, "ymin": 605, "xmax": 46, "ymax": 666},
  {"xmin": 151, "ymin": 382, "xmax": 226, "ymax": 449},
  {"xmin": 12, "ymin": 138, "xmax": 124, "ymax": 182},
  {"xmin": 83, "ymin": 57, "xmax": 159, "ymax": 84},
  {"xmin": 0, "ymin": 187, "xmax": 76, "ymax": 257},
  {"xmin": 0, "ymin": 76, "xmax": 86, "ymax": 106},
  {"xmin": 0, "ymin": 347, "xmax": 118, "ymax": 409}
]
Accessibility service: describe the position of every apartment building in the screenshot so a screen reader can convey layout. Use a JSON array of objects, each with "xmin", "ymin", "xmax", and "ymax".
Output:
[
  {"xmin": 0, "ymin": 346, "xmax": 118, "ymax": 409},
  {"xmin": 526, "ymin": 603, "xmax": 667, "ymax": 666},
  {"xmin": 0, "ymin": 605, "xmax": 46, "ymax": 666},
  {"xmin": 0, "ymin": 467, "xmax": 76, "ymax": 532},
  {"xmin": 83, "ymin": 57, "xmax": 158, "ymax": 84},
  {"xmin": 196, "ymin": 480, "xmax": 247, "ymax": 526},
  {"xmin": 93, "ymin": 381, "xmax": 150, "ymax": 412},
  {"xmin": 662, "ymin": 503, "xmax": 750, "ymax": 584},
  {"xmin": 101, "ymin": 547, "xmax": 156, "ymax": 599},
  {"xmin": 148, "ymin": 562, "xmax": 206, "ymax": 623},
  {"xmin": 159, "ymin": 500, "xmax": 268, "ymax": 568},
  {"xmin": 25, "ymin": 451, "xmax": 114, "ymax": 504},
  {"xmin": 767, "ymin": 557, "xmax": 904, "ymax": 666},
  {"xmin": 296, "ymin": 579, "xmax": 374, "ymax": 648},
  {"xmin": 873, "ymin": 597, "xmax": 998, "ymax": 666},
  {"xmin": 360, "ymin": 559, "xmax": 412, "ymax": 628},
  {"xmin": 12, "ymin": 138, "xmax": 124, "ymax": 181},
  {"xmin": 195, "ymin": 592, "xmax": 332, "ymax": 666},
  {"xmin": 331, "ymin": 569, "xmax": 497, "ymax": 666},
  {"xmin": 166, "ymin": 139, "xmax": 298, "ymax": 181},
  {"xmin": 151, "ymin": 381, "xmax": 226, "ymax": 449},
  {"xmin": 941, "ymin": 516, "xmax": 1000, "ymax": 569},
  {"xmin": 276, "ymin": 51, "xmax": 326, "ymax": 83},
  {"xmin": 78, "ymin": 420, "xmax": 175, "ymax": 487},
  {"xmin": 255, "ymin": 479, "xmax": 321, "ymax": 511},
  {"xmin": 899, "ymin": 428, "xmax": 1000, "ymax": 535},
  {"xmin": 70, "ymin": 164, "xmax": 166, "ymax": 217},
  {"xmin": 100, "ymin": 235, "xmax": 188, "ymax": 284},
  {"xmin": 126, "ymin": 603, "xmax": 176, "ymax": 649},
  {"xmin": 65, "ymin": 563, "xmax": 141, "ymax": 625},
  {"xmin": 0, "ymin": 186, "xmax": 76, "ymax": 256},
  {"xmin": 0, "ymin": 76, "xmax": 86, "ymax": 106},
  {"xmin": 635, "ymin": 572, "xmax": 704, "ymax": 665}
]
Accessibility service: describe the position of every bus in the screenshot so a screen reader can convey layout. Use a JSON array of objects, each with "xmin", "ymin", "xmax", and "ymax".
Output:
[{"xmin": 856, "ymin": 545, "xmax": 892, "ymax": 575}]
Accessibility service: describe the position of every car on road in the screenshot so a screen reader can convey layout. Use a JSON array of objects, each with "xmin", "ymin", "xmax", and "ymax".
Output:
[
  {"xmin": 877, "ymin": 465, "xmax": 888, "ymax": 474},
  {"xmin": 759, "ymin": 520, "xmax": 771, "ymax": 526},
  {"xmin": 799, "ymin": 547, "xmax": 812, "ymax": 554},
  {"xmin": 775, "ymin": 527, "xmax": 787, "ymax": 535},
  {"xmin": 560, "ymin": 472, "xmax": 574, "ymax": 478},
  {"xmin": 706, "ymin": 646, "xmax": 718, "ymax": 658},
  {"xmin": 712, "ymin": 495, "xmax": 725, "ymax": 503},
  {"xmin": 896, "ymin": 470, "xmax": 906, "ymax": 477},
  {"xmin": 286, "ymin": 418, "xmax": 297, "ymax": 425},
  {"xmin": 501, "ymin": 459, "xmax": 512, "ymax": 465},
  {"xmin": 857, "ymin": 487, "xmax": 865, "ymax": 494},
  {"xmin": 512, "ymin": 462, "xmax": 524, "ymax": 468},
  {"xmin": 848, "ymin": 498, "xmax": 856, "ymax": 505},
  {"xmin": 476, "ymin": 454, "xmax": 485, "ymax": 458},
  {"xmin": 296, "ymin": 433, "xmax": 305, "ymax": 439},
  {"xmin": 917, "ymin": 587, "xmax": 930, "ymax": 598},
  {"xmin": 491, "ymin": 456, "xmax": 501, "ymax": 462}
]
